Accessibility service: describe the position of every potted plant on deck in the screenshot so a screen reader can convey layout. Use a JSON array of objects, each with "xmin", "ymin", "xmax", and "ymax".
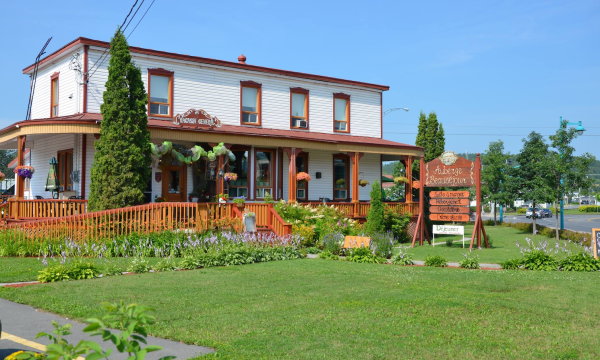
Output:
[
  {"xmin": 244, "ymin": 211, "xmax": 256, "ymax": 233},
  {"xmin": 188, "ymin": 191, "xmax": 199, "ymax": 203},
  {"xmin": 233, "ymin": 196, "xmax": 246, "ymax": 211},
  {"xmin": 224, "ymin": 172, "xmax": 238, "ymax": 183},
  {"xmin": 218, "ymin": 193, "xmax": 229, "ymax": 203}
]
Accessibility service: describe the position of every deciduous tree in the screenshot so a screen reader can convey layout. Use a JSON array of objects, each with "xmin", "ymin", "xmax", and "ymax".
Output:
[{"xmin": 481, "ymin": 140, "xmax": 510, "ymax": 225}]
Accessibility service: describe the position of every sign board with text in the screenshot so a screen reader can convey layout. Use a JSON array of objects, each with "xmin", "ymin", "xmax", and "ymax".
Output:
[
  {"xmin": 430, "ymin": 206, "xmax": 469, "ymax": 214},
  {"xmin": 430, "ymin": 214, "xmax": 470, "ymax": 222},
  {"xmin": 430, "ymin": 191, "xmax": 470, "ymax": 199},
  {"xmin": 425, "ymin": 152, "xmax": 475, "ymax": 187},
  {"xmin": 432, "ymin": 225, "xmax": 466, "ymax": 248},
  {"xmin": 172, "ymin": 109, "xmax": 222, "ymax": 129},
  {"xmin": 430, "ymin": 198, "xmax": 470, "ymax": 206}
]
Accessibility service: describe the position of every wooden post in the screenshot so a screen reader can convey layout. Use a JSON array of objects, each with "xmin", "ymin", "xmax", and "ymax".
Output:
[
  {"xmin": 283, "ymin": 148, "xmax": 301, "ymax": 203},
  {"xmin": 348, "ymin": 152, "xmax": 364, "ymax": 217},
  {"xmin": 16, "ymin": 135, "xmax": 26, "ymax": 199},
  {"xmin": 406, "ymin": 156, "xmax": 413, "ymax": 203},
  {"xmin": 217, "ymin": 155, "xmax": 224, "ymax": 197},
  {"xmin": 469, "ymin": 154, "xmax": 488, "ymax": 250},
  {"xmin": 81, "ymin": 134, "xmax": 87, "ymax": 199},
  {"xmin": 419, "ymin": 155, "xmax": 425, "ymax": 245}
]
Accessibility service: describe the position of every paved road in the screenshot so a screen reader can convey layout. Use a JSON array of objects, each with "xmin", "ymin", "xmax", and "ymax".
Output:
[
  {"xmin": 487, "ymin": 214, "xmax": 600, "ymax": 233},
  {"xmin": 0, "ymin": 298, "xmax": 213, "ymax": 359}
]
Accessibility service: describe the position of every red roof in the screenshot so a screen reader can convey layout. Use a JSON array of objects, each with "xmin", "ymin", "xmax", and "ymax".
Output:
[
  {"xmin": 23, "ymin": 37, "xmax": 390, "ymax": 91},
  {"xmin": 0, "ymin": 113, "xmax": 422, "ymax": 152}
]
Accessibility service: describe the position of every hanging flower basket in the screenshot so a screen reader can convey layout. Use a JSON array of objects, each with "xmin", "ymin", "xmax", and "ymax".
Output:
[
  {"xmin": 412, "ymin": 180, "xmax": 421, "ymax": 189},
  {"xmin": 358, "ymin": 179, "xmax": 369, "ymax": 187},
  {"xmin": 394, "ymin": 176, "xmax": 409, "ymax": 184},
  {"xmin": 224, "ymin": 172, "xmax": 238, "ymax": 182},
  {"xmin": 0, "ymin": 172, "xmax": 5, "ymax": 182},
  {"xmin": 233, "ymin": 196, "xmax": 246, "ymax": 211},
  {"xmin": 14, "ymin": 165, "xmax": 35, "ymax": 179},
  {"xmin": 296, "ymin": 172, "xmax": 311, "ymax": 182}
]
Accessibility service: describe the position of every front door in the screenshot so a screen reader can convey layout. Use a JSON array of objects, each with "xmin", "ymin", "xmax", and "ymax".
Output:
[{"xmin": 162, "ymin": 165, "xmax": 187, "ymax": 202}]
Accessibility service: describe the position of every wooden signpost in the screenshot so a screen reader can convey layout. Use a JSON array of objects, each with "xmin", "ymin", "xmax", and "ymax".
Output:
[{"xmin": 412, "ymin": 151, "xmax": 488, "ymax": 250}]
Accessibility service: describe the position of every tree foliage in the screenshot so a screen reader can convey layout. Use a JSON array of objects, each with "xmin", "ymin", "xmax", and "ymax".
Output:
[
  {"xmin": 88, "ymin": 29, "xmax": 151, "ymax": 211},
  {"xmin": 546, "ymin": 122, "xmax": 595, "ymax": 238},
  {"xmin": 366, "ymin": 180, "xmax": 385, "ymax": 234},
  {"xmin": 481, "ymin": 140, "xmax": 510, "ymax": 224},
  {"xmin": 506, "ymin": 132, "xmax": 553, "ymax": 234}
]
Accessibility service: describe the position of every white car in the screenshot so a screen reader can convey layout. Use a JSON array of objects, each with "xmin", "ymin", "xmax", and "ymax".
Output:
[{"xmin": 525, "ymin": 207, "xmax": 542, "ymax": 219}]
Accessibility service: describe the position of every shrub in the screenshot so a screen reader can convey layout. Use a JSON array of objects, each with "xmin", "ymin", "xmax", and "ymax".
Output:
[
  {"xmin": 179, "ymin": 255, "xmax": 199, "ymax": 270},
  {"xmin": 579, "ymin": 205, "xmax": 600, "ymax": 213},
  {"xmin": 38, "ymin": 264, "xmax": 71, "ymax": 283},
  {"xmin": 153, "ymin": 257, "xmax": 177, "ymax": 272},
  {"xmin": 304, "ymin": 246, "xmax": 321, "ymax": 254},
  {"xmin": 345, "ymin": 247, "xmax": 387, "ymax": 264},
  {"xmin": 391, "ymin": 246, "xmax": 414, "ymax": 265},
  {"xmin": 318, "ymin": 250, "xmax": 339, "ymax": 260},
  {"xmin": 501, "ymin": 258, "xmax": 523, "ymax": 270},
  {"xmin": 68, "ymin": 260, "xmax": 100, "ymax": 280},
  {"xmin": 102, "ymin": 263, "xmax": 124, "ymax": 276},
  {"xmin": 293, "ymin": 224, "xmax": 316, "ymax": 247},
  {"xmin": 558, "ymin": 252, "xmax": 600, "ymax": 272},
  {"xmin": 127, "ymin": 257, "xmax": 151, "ymax": 273},
  {"xmin": 483, "ymin": 206, "xmax": 490, "ymax": 213},
  {"xmin": 445, "ymin": 239, "xmax": 454, "ymax": 247},
  {"xmin": 424, "ymin": 255, "xmax": 447, "ymax": 267},
  {"xmin": 459, "ymin": 252, "xmax": 480, "ymax": 269},
  {"xmin": 521, "ymin": 250, "xmax": 557, "ymax": 271},
  {"xmin": 383, "ymin": 206, "xmax": 411, "ymax": 242},
  {"xmin": 366, "ymin": 180, "xmax": 385, "ymax": 235},
  {"xmin": 369, "ymin": 231, "xmax": 395, "ymax": 258},
  {"xmin": 517, "ymin": 208, "xmax": 527, "ymax": 214},
  {"xmin": 322, "ymin": 232, "xmax": 344, "ymax": 255}
]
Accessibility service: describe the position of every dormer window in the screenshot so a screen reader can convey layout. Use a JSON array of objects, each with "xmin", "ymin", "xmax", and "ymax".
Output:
[
  {"xmin": 50, "ymin": 72, "xmax": 59, "ymax": 118},
  {"xmin": 148, "ymin": 68, "xmax": 174, "ymax": 117},
  {"xmin": 290, "ymin": 87, "xmax": 309, "ymax": 130},
  {"xmin": 333, "ymin": 93, "xmax": 350, "ymax": 133},
  {"xmin": 240, "ymin": 81, "xmax": 261, "ymax": 126}
]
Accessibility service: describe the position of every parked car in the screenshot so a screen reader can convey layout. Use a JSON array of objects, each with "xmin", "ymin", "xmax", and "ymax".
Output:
[
  {"xmin": 539, "ymin": 209, "xmax": 553, "ymax": 218},
  {"xmin": 581, "ymin": 200, "xmax": 589, "ymax": 205},
  {"xmin": 525, "ymin": 207, "xmax": 542, "ymax": 219}
]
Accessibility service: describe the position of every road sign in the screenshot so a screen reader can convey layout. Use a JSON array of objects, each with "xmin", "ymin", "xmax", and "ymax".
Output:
[
  {"xmin": 430, "ymin": 198, "xmax": 470, "ymax": 206},
  {"xmin": 430, "ymin": 191, "xmax": 470, "ymax": 199},
  {"xmin": 430, "ymin": 214, "xmax": 470, "ymax": 222},
  {"xmin": 430, "ymin": 206, "xmax": 469, "ymax": 214}
]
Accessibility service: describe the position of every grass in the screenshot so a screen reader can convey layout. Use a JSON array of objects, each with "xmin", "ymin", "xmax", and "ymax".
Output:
[
  {"xmin": 1, "ymin": 259, "xmax": 600, "ymax": 359},
  {"xmin": 0, "ymin": 257, "xmax": 161, "ymax": 283},
  {"xmin": 405, "ymin": 224, "xmax": 583, "ymax": 264}
]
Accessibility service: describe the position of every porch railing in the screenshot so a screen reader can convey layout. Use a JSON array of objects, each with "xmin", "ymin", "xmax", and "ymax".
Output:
[
  {"xmin": 8, "ymin": 198, "xmax": 88, "ymax": 220},
  {"xmin": 5, "ymin": 202, "xmax": 240, "ymax": 243}
]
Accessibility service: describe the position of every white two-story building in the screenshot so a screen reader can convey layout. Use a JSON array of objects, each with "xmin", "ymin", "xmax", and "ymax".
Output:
[{"xmin": 0, "ymin": 37, "xmax": 423, "ymax": 205}]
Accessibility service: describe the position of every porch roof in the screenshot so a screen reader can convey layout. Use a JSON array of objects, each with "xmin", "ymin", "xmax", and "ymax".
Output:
[{"xmin": 0, "ymin": 113, "xmax": 424, "ymax": 156}]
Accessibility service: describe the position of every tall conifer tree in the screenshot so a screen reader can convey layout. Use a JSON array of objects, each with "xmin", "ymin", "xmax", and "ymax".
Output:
[{"xmin": 88, "ymin": 29, "xmax": 151, "ymax": 211}]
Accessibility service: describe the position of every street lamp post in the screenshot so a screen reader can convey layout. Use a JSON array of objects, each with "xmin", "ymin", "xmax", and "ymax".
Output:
[
  {"xmin": 559, "ymin": 116, "xmax": 585, "ymax": 230},
  {"xmin": 383, "ymin": 108, "xmax": 409, "ymax": 117}
]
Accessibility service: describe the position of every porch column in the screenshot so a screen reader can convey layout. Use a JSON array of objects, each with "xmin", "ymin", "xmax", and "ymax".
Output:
[
  {"xmin": 16, "ymin": 135, "xmax": 26, "ymax": 199},
  {"xmin": 405, "ymin": 156, "xmax": 413, "ymax": 203},
  {"xmin": 348, "ymin": 152, "xmax": 364, "ymax": 216},
  {"xmin": 283, "ymin": 147, "xmax": 301, "ymax": 203},
  {"xmin": 209, "ymin": 143, "xmax": 232, "ymax": 199}
]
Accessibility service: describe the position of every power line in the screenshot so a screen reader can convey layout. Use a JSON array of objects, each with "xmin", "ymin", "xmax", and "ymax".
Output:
[
  {"xmin": 122, "ymin": 0, "xmax": 145, "ymax": 33},
  {"xmin": 87, "ymin": 0, "xmax": 143, "ymax": 80},
  {"xmin": 127, "ymin": 0, "xmax": 156, "ymax": 39}
]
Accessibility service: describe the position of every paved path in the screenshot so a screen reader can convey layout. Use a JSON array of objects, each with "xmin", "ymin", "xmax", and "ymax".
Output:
[
  {"xmin": 0, "ymin": 298, "xmax": 213, "ymax": 360},
  {"xmin": 306, "ymin": 254, "xmax": 502, "ymax": 269},
  {"xmin": 497, "ymin": 214, "xmax": 600, "ymax": 233}
]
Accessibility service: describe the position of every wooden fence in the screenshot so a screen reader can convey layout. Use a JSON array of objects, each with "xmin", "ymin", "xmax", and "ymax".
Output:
[{"xmin": 5, "ymin": 202, "xmax": 240, "ymax": 243}]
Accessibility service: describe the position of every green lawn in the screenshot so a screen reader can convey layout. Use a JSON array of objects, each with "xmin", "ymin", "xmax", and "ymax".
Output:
[
  {"xmin": 0, "ymin": 257, "xmax": 161, "ymax": 283},
  {"xmin": 404, "ymin": 224, "xmax": 582, "ymax": 264},
  {"xmin": 1, "ymin": 260, "xmax": 600, "ymax": 359}
]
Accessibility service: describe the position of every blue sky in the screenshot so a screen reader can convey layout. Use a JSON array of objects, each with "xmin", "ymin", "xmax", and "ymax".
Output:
[{"xmin": 0, "ymin": 0, "xmax": 598, "ymax": 156}]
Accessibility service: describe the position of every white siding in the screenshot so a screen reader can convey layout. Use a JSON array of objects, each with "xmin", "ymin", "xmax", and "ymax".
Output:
[
  {"xmin": 282, "ymin": 150, "xmax": 381, "ymax": 202},
  {"xmin": 86, "ymin": 48, "xmax": 382, "ymax": 138},
  {"xmin": 30, "ymin": 47, "xmax": 84, "ymax": 119},
  {"xmin": 28, "ymin": 134, "xmax": 83, "ymax": 199}
]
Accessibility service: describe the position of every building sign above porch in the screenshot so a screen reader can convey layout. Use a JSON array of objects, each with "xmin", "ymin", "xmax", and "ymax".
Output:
[{"xmin": 172, "ymin": 109, "xmax": 222, "ymax": 129}]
